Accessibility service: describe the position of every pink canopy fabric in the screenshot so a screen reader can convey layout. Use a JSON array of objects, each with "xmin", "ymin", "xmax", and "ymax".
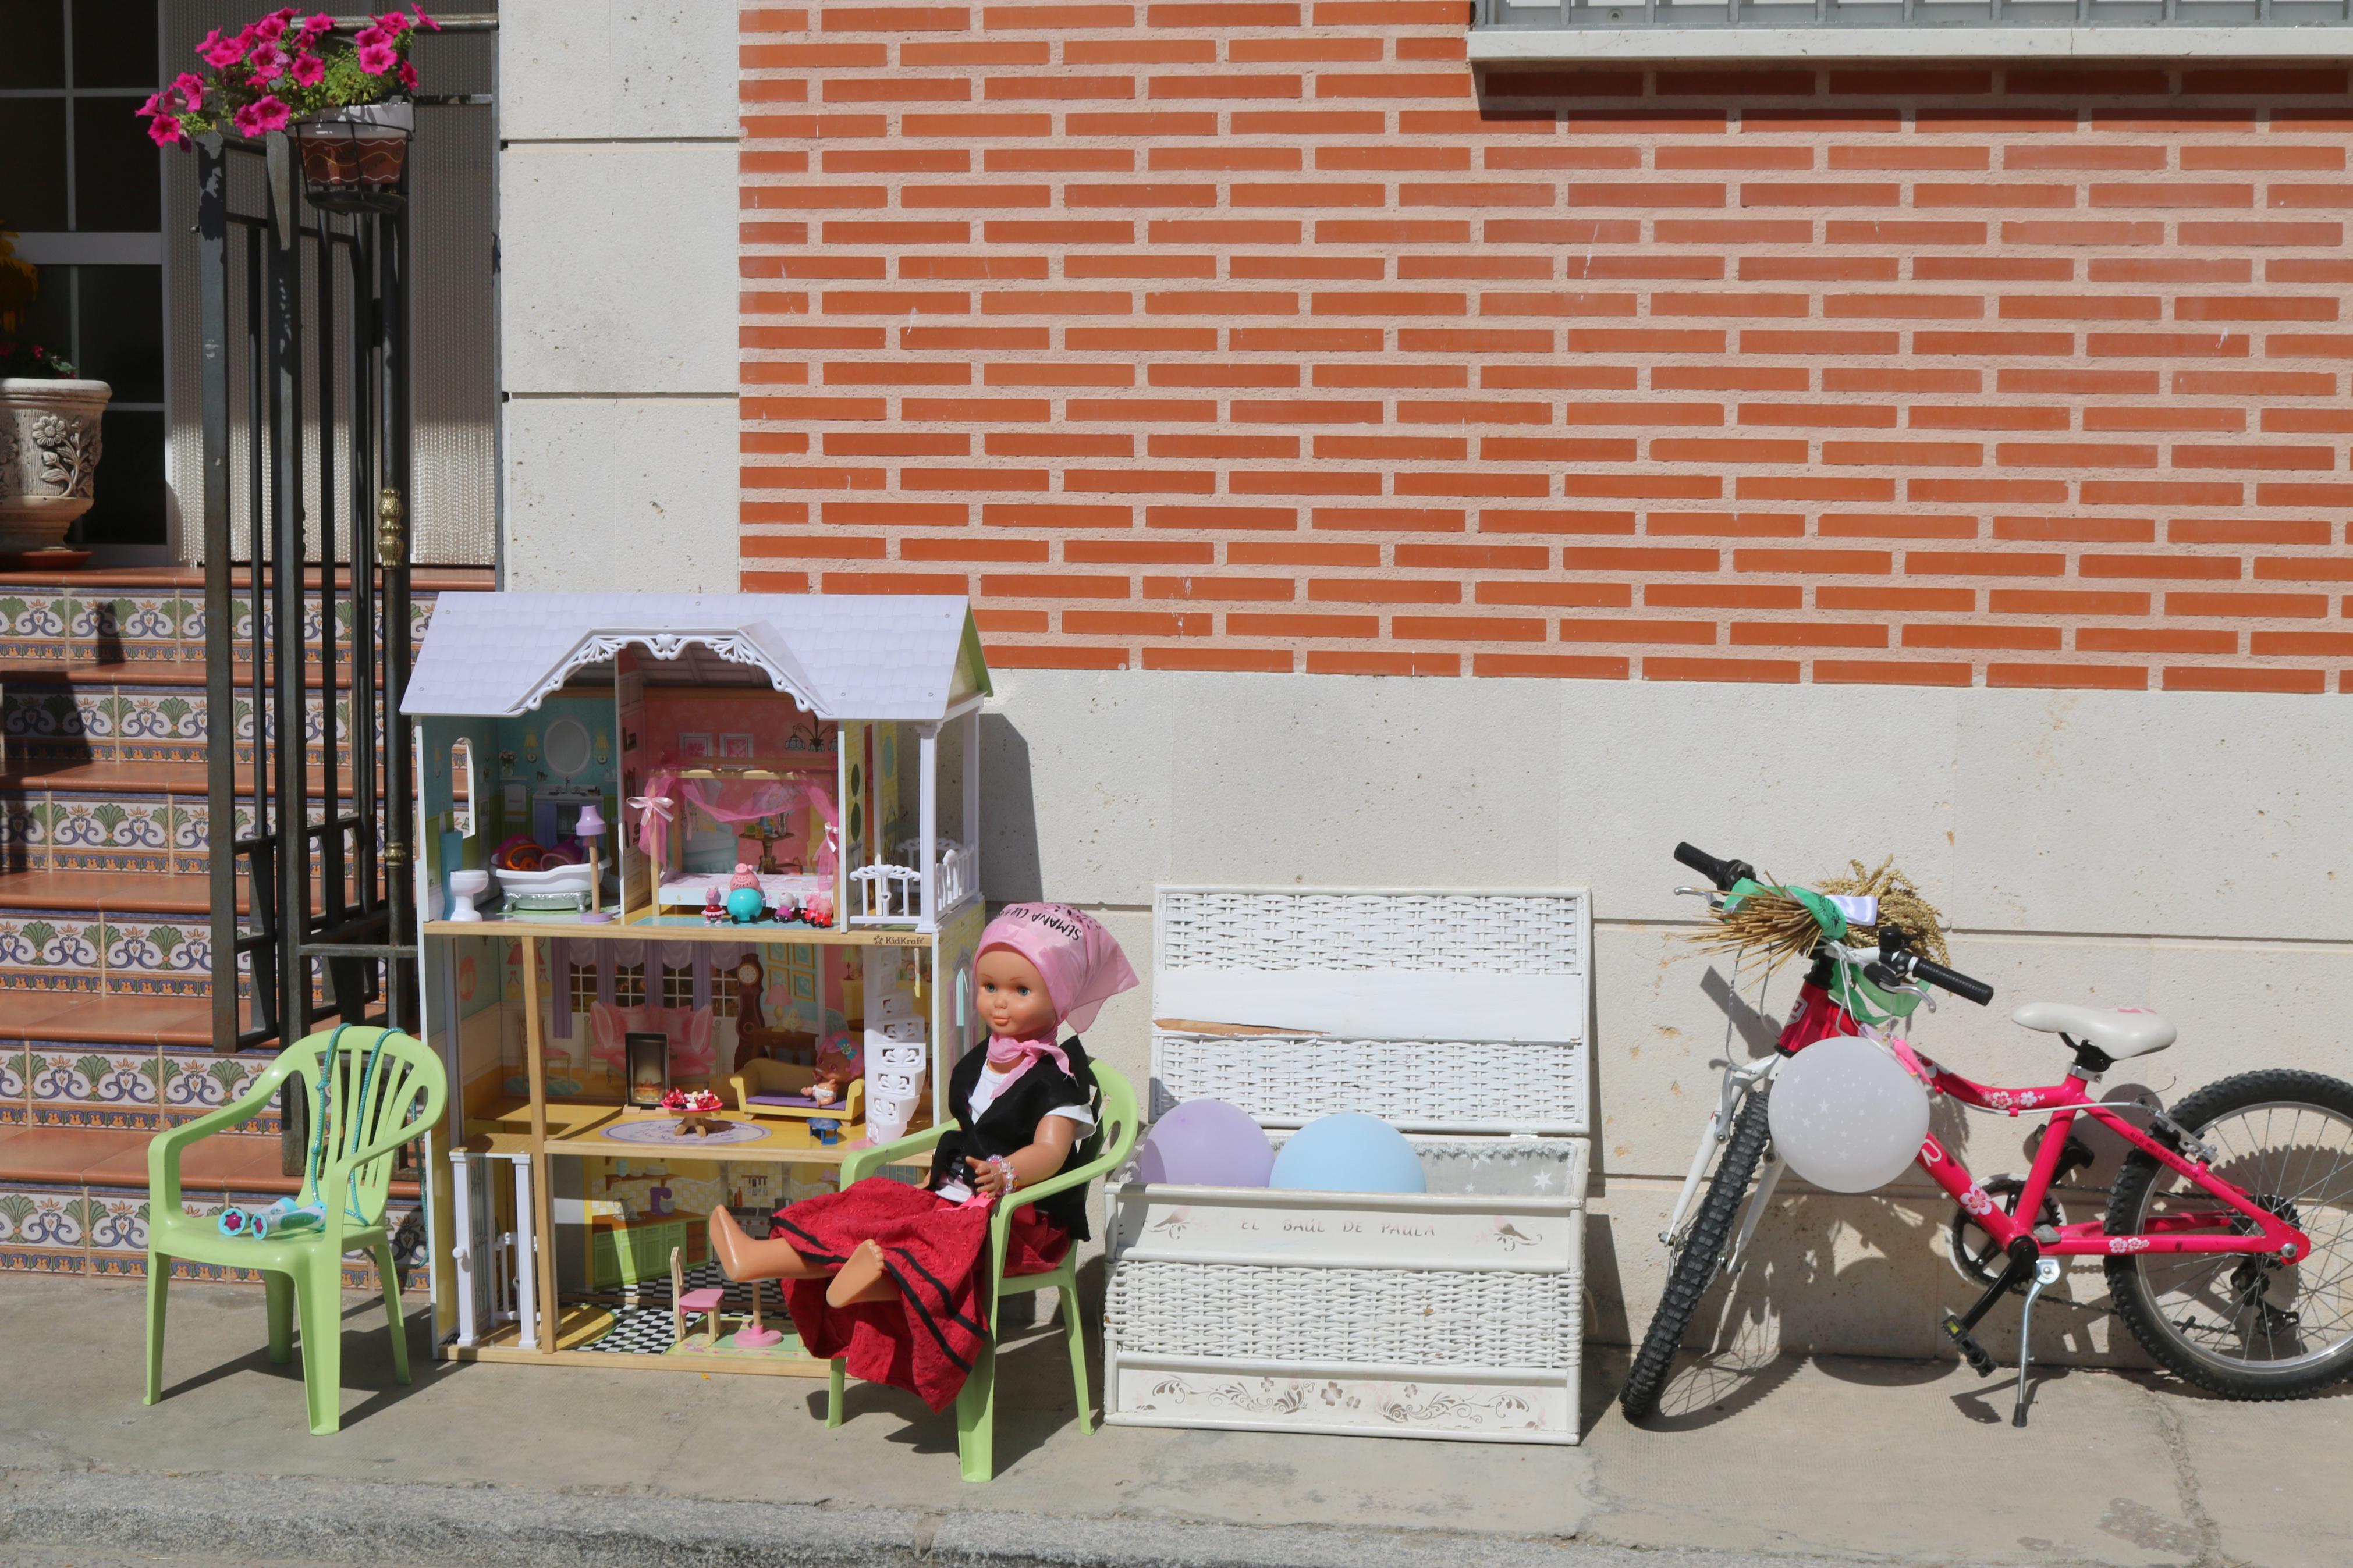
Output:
[{"xmin": 629, "ymin": 766, "xmax": 838, "ymax": 876}]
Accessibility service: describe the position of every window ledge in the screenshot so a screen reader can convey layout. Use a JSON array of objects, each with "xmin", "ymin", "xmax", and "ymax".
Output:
[{"xmin": 1468, "ymin": 25, "xmax": 2353, "ymax": 61}]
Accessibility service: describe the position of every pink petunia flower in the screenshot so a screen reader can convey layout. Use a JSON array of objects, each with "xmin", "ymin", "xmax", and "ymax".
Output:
[
  {"xmin": 398, "ymin": 59, "xmax": 418, "ymax": 91},
  {"xmin": 137, "ymin": 90, "xmax": 163, "ymax": 118},
  {"xmin": 197, "ymin": 28, "xmax": 244, "ymax": 67},
  {"xmin": 250, "ymin": 13, "xmax": 286, "ymax": 44},
  {"xmin": 247, "ymin": 42, "xmax": 290, "ymax": 79},
  {"xmin": 411, "ymin": 4, "xmax": 440, "ymax": 30},
  {"xmin": 172, "ymin": 72, "xmax": 207, "ymax": 112},
  {"xmin": 356, "ymin": 33, "xmax": 398, "ymax": 74},
  {"xmin": 290, "ymin": 51, "xmax": 325, "ymax": 87},
  {"xmin": 147, "ymin": 112, "xmax": 187, "ymax": 148},
  {"xmin": 232, "ymin": 94, "xmax": 292, "ymax": 137}
]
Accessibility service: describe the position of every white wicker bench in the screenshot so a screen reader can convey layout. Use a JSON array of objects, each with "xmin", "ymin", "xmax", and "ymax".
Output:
[{"xmin": 1104, "ymin": 886, "xmax": 1592, "ymax": 1445}]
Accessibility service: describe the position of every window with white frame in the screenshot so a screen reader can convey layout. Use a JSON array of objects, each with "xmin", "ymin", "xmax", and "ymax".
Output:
[{"xmin": 0, "ymin": 0, "xmax": 168, "ymax": 549}]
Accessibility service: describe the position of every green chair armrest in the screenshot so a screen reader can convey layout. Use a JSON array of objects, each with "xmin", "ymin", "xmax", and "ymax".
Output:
[{"xmin": 841, "ymin": 1122, "xmax": 947, "ymax": 1185}]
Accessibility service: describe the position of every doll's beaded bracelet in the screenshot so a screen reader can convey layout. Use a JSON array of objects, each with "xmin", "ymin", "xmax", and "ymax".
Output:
[{"xmin": 988, "ymin": 1155, "xmax": 1018, "ymax": 1193}]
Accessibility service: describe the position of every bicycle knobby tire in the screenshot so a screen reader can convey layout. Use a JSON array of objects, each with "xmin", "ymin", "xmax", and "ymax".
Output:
[{"xmin": 1620, "ymin": 1087, "xmax": 1773, "ymax": 1423}]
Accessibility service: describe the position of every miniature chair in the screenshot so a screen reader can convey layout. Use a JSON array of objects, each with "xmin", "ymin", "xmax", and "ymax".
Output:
[
  {"xmin": 144, "ymin": 1025, "xmax": 446, "ymax": 1436},
  {"xmin": 827, "ymin": 1061, "xmax": 1138, "ymax": 1483},
  {"xmin": 671, "ymin": 1245, "xmax": 727, "ymax": 1348}
]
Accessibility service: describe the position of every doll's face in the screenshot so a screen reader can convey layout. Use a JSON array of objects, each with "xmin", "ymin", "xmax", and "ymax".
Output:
[{"xmin": 975, "ymin": 948, "xmax": 1057, "ymax": 1040}]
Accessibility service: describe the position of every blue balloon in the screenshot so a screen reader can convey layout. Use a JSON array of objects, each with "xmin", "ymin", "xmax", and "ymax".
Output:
[{"xmin": 1268, "ymin": 1112, "xmax": 1426, "ymax": 1194}]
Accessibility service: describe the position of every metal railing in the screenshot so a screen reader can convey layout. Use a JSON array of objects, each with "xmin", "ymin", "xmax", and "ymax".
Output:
[
  {"xmin": 1477, "ymin": 0, "xmax": 2353, "ymax": 26},
  {"xmin": 196, "ymin": 130, "xmax": 416, "ymax": 1055}
]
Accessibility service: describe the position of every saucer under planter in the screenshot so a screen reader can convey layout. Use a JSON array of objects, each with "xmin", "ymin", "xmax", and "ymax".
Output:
[{"xmin": 0, "ymin": 378, "xmax": 110, "ymax": 556}]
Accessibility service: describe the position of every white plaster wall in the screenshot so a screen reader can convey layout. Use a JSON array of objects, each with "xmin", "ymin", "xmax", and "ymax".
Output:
[
  {"xmin": 497, "ymin": 5, "xmax": 736, "ymax": 588},
  {"xmin": 978, "ymin": 671, "xmax": 2353, "ymax": 1363}
]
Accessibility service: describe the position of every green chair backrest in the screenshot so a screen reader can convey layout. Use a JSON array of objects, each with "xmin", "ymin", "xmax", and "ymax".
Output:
[
  {"xmin": 283, "ymin": 1025, "xmax": 446, "ymax": 1226},
  {"xmin": 1080, "ymin": 1060, "xmax": 1139, "ymax": 1175}
]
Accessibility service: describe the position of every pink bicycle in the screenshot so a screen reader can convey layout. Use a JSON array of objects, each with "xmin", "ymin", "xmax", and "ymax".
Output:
[{"xmin": 1623, "ymin": 842, "xmax": 2353, "ymax": 1426}]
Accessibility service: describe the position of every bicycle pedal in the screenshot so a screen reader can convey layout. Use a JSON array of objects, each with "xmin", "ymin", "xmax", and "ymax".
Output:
[{"xmin": 1941, "ymin": 1313, "xmax": 1997, "ymax": 1377}]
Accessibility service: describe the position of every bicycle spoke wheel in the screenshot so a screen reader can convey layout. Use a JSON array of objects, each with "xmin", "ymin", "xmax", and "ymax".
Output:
[
  {"xmin": 1621, "ymin": 1087, "xmax": 1772, "ymax": 1423},
  {"xmin": 2106, "ymin": 1069, "xmax": 2353, "ymax": 1398}
]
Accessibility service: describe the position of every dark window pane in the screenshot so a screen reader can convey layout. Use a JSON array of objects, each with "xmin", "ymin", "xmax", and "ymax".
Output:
[
  {"xmin": 78, "ymin": 406, "xmax": 165, "ymax": 547},
  {"xmin": 70, "ymin": 0, "xmax": 157, "ymax": 88},
  {"xmin": 18, "ymin": 260, "xmax": 72, "ymax": 361},
  {"xmin": 72, "ymin": 95, "xmax": 158, "ymax": 231},
  {"xmin": 0, "ymin": 99, "xmax": 69, "ymax": 230},
  {"xmin": 76, "ymin": 264, "xmax": 162, "ymax": 401},
  {"xmin": 0, "ymin": 2, "xmax": 66, "ymax": 88}
]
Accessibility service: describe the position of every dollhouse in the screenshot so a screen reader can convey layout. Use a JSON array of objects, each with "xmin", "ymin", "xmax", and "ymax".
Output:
[{"xmin": 401, "ymin": 593, "xmax": 993, "ymax": 1376}]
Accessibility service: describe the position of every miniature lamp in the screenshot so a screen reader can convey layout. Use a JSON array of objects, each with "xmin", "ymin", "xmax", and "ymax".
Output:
[{"xmin": 576, "ymin": 801, "xmax": 611, "ymax": 923}]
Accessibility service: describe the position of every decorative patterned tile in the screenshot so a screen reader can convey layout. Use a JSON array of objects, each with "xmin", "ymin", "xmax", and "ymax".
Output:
[
  {"xmin": 0, "ymin": 793, "xmax": 44, "ymax": 873},
  {"xmin": 1, "ymin": 688, "xmax": 113, "ymax": 763},
  {"xmin": 114, "ymin": 689, "xmax": 205, "ymax": 763},
  {"xmin": 47, "ymin": 793, "xmax": 172, "ymax": 874},
  {"xmin": 81, "ymin": 1190, "xmax": 148, "ymax": 1273},
  {"xmin": 0, "ymin": 912, "xmax": 103, "ymax": 993},
  {"xmin": 0, "ymin": 1181, "xmax": 87, "ymax": 1273},
  {"xmin": 0, "ymin": 1044, "xmax": 26, "ymax": 1123},
  {"xmin": 158, "ymin": 1051, "xmax": 270, "ymax": 1132},
  {"xmin": 169, "ymin": 795, "xmax": 210, "ymax": 875},
  {"xmin": 0, "ymin": 591, "xmax": 68, "ymax": 659},
  {"xmin": 101, "ymin": 919, "xmax": 210, "ymax": 996},
  {"xmin": 26, "ymin": 1044, "xmax": 162, "ymax": 1129}
]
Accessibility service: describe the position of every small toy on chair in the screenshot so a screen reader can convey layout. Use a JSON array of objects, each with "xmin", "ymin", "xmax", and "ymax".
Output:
[
  {"xmin": 661, "ymin": 1087, "xmax": 728, "ymax": 1137},
  {"xmin": 215, "ymin": 1198, "xmax": 326, "ymax": 1240},
  {"xmin": 807, "ymin": 1030, "xmax": 862, "ymax": 1108}
]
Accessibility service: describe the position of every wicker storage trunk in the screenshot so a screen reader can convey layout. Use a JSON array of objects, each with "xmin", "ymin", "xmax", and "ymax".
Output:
[{"xmin": 1103, "ymin": 887, "xmax": 1592, "ymax": 1445}]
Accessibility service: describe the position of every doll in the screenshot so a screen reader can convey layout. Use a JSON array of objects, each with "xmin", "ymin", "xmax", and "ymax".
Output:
[
  {"xmin": 708, "ymin": 902, "xmax": 1136, "ymax": 1411},
  {"xmin": 805, "ymin": 1030, "xmax": 861, "ymax": 1108}
]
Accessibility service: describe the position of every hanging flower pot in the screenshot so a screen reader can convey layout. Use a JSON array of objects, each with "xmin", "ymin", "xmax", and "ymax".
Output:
[{"xmin": 294, "ymin": 99, "xmax": 413, "ymax": 213}]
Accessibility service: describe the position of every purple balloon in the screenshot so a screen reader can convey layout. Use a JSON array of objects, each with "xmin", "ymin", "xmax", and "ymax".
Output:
[{"xmin": 1135, "ymin": 1098, "xmax": 1275, "ymax": 1187}]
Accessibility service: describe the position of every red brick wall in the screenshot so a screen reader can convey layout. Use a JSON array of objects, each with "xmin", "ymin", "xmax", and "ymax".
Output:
[{"xmin": 738, "ymin": 3, "xmax": 2353, "ymax": 692}]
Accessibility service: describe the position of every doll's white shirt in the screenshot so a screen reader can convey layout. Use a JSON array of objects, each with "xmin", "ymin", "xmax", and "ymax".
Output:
[{"xmin": 932, "ymin": 1064, "xmax": 1095, "ymax": 1203}]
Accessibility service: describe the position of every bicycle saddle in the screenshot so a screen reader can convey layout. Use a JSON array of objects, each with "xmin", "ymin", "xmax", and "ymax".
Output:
[{"xmin": 2011, "ymin": 1002, "xmax": 2177, "ymax": 1059}]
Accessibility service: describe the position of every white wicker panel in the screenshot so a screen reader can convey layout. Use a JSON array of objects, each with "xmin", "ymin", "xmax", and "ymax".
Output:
[
  {"xmin": 1105, "ymin": 1261, "xmax": 1578, "ymax": 1369},
  {"xmin": 1108, "ymin": 1360, "xmax": 1574, "ymax": 1444},
  {"xmin": 1155, "ymin": 1032, "xmax": 1584, "ymax": 1134},
  {"xmin": 1156, "ymin": 890, "xmax": 1583, "ymax": 976}
]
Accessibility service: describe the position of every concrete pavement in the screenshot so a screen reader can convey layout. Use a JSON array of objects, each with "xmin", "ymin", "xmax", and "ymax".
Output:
[{"xmin": 0, "ymin": 1273, "xmax": 2342, "ymax": 1568}]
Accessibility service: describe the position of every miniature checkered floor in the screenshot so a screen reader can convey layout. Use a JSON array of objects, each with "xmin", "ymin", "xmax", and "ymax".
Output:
[{"xmin": 576, "ymin": 1263, "xmax": 804, "ymax": 1357}]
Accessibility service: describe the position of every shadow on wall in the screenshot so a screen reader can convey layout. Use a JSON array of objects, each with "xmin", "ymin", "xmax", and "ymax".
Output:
[{"xmin": 978, "ymin": 712, "xmax": 1043, "ymax": 904}]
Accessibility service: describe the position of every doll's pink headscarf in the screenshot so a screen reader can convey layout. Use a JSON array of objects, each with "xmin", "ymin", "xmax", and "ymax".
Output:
[{"xmin": 978, "ymin": 902, "xmax": 1137, "ymax": 1036}]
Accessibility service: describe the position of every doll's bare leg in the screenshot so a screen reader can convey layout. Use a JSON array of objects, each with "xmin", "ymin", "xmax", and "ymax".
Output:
[
  {"xmin": 708, "ymin": 1207, "xmax": 832, "ymax": 1282},
  {"xmin": 824, "ymin": 1239, "xmax": 903, "ymax": 1307}
]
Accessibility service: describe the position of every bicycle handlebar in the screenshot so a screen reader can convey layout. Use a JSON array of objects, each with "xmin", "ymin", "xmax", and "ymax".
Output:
[
  {"xmin": 1673, "ymin": 841, "xmax": 1754, "ymax": 893},
  {"xmin": 1867, "ymin": 951, "xmax": 1996, "ymax": 1008}
]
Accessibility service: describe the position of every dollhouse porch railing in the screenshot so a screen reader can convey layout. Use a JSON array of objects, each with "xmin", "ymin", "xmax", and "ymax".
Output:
[{"xmin": 849, "ymin": 838, "xmax": 979, "ymax": 932}]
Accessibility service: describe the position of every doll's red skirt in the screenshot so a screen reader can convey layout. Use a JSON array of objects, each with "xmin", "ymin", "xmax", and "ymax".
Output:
[{"xmin": 773, "ymin": 1176, "xmax": 1072, "ymax": 1411}]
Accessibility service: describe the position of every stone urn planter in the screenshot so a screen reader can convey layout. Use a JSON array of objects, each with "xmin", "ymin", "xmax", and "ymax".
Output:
[{"xmin": 0, "ymin": 378, "xmax": 109, "ymax": 556}]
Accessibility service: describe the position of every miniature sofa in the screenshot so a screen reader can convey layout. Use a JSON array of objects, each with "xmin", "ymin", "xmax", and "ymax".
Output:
[{"xmin": 729, "ymin": 1057, "xmax": 865, "ymax": 1130}]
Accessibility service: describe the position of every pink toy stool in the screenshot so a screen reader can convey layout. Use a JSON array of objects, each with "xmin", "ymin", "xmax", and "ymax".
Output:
[
  {"xmin": 670, "ymin": 1246, "xmax": 728, "ymax": 1348},
  {"xmin": 733, "ymin": 1278, "xmax": 785, "ymax": 1349}
]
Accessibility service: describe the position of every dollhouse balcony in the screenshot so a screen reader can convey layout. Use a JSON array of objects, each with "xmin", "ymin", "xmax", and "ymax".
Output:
[{"xmin": 849, "ymin": 838, "xmax": 978, "ymax": 932}]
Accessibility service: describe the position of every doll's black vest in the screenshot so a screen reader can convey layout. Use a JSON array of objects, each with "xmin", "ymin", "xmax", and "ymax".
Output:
[{"xmin": 927, "ymin": 1036, "xmax": 1098, "ymax": 1240}]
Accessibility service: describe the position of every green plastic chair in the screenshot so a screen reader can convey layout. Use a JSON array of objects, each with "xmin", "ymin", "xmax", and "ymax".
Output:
[
  {"xmin": 144, "ymin": 1024, "xmax": 446, "ymax": 1435},
  {"xmin": 828, "ymin": 1059, "xmax": 1138, "ymax": 1482}
]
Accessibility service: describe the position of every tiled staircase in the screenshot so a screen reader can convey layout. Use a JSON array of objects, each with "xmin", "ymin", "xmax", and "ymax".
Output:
[{"xmin": 0, "ymin": 565, "xmax": 487, "ymax": 1289}]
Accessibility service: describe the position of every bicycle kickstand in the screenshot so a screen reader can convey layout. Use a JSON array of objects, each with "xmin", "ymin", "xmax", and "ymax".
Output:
[{"xmin": 2012, "ymin": 1258, "xmax": 2063, "ymax": 1429}]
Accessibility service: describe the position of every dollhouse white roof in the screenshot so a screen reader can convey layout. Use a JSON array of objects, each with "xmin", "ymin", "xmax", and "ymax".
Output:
[{"xmin": 400, "ymin": 592, "xmax": 989, "ymax": 720}]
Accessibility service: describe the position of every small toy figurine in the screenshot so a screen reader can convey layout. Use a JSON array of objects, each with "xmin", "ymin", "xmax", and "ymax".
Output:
[
  {"xmin": 725, "ymin": 862, "xmax": 766, "ymax": 925},
  {"xmin": 806, "ymin": 1030, "xmax": 861, "ymax": 1108},
  {"xmin": 803, "ymin": 888, "xmax": 835, "ymax": 929},
  {"xmin": 661, "ymin": 1087, "xmax": 729, "ymax": 1137},
  {"xmin": 702, "ymin": 884, "xmax": 725, "ymax": 925}
]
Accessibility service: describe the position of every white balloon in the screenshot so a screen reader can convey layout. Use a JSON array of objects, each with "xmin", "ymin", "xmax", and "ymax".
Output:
[{"xmin": 1768, "ymin": 1035, "xmax": 1931, "ymax": 1194}]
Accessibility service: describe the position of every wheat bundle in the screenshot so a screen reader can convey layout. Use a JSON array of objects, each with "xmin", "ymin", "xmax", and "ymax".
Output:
[{"xmin": 1691, "ymin": 856, "xmax": 1950, "ymax": 977}]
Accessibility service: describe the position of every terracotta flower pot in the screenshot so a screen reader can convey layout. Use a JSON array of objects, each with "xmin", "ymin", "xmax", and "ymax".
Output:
[
  {"xmin": 0, "ymin": 378, "xmax": 111, "ymax": 554},
  {"xmin": 294, "ymin": 100, "xmax": 414, "ymax": 212}
]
